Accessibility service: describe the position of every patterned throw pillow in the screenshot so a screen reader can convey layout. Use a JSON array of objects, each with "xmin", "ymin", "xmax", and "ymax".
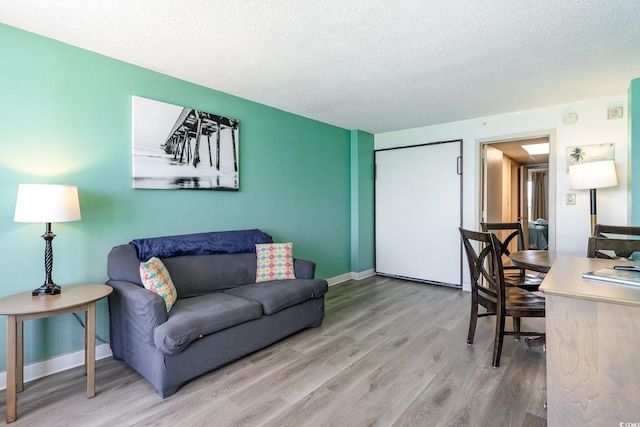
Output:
[
  {"xmin": 255, "ymin": 243, "xmax": 296, "ymax": 282},
  {"xmin": 139, "ymin": 257, "xmax": 178, "ymax": 312}
]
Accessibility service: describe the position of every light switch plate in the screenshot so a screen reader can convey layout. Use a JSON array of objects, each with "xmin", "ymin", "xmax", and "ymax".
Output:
[
  {"xmin": 566, "ymin": 193, "xmax": 576, "ymax": 205},
  {"xmin": 607, "ymin": 106, "xmax": 623, "ymax": 120}
]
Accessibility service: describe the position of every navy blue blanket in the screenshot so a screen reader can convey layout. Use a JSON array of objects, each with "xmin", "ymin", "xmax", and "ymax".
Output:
[{"xmin": 130, "ymin": 229, "xmax": 269, "ymax": 261}]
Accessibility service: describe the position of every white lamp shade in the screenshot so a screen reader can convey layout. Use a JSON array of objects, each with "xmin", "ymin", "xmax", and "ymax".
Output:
[
  {"xmin": 14, "ymin": 184, "xmax": 81, "ymax": 223},
  {"xmin": 568, "ymin": 160, "xmax": 618, "ymax": 190}
]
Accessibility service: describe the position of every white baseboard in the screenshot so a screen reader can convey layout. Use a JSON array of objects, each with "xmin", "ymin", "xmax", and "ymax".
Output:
[
  {"xmin": 0, "ymin": 343, "xmax": 112, "ymax": 391},
  {"xmin": 351, "ymin": 268, "xmax": 376, "ymax": 281},
  {"xmin": 0, "ymin": 269, "xmax": 377, "ymax": 389},
  {"xmin": 327, "ymin": 272, "xmax": 352, "ymax": 286},
  {"xmin": 327, "ymin": 268, "xmax": 376, "ymax": 286}
]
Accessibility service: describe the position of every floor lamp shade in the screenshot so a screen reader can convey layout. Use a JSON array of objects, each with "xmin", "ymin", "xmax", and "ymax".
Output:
[
  {"xmin": 568, "ymin": 160, "xmax": 617, "ymax": 236},
  {"xmin": 568, "ymin": 160, "xmax": 617, "ymax": 190},
  {"xmin": 14, "ymin": 184, "xmax": 81, "ymax": 295}
]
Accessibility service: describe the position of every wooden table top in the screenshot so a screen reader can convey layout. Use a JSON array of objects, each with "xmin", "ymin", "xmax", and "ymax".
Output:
[
  {"xmin": 508, "ymin": 250, "xmax": 559, "ymax": 273},
  {"xmin": 0, "ymin": 284, "xmax": 112, "ymax": 316},
  {"xmin": 539, "ymin": 256, "xmax": 640, "ymax": 307}
]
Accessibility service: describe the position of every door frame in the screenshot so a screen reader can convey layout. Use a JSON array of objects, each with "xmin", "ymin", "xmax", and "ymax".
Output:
[{"xmin": 477, "ymin": 129, "xmax": 557, "ymax": 249}]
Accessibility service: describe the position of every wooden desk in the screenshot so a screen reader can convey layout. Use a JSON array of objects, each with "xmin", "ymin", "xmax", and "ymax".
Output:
[
  {"xmin": 0, "ymin": 284, "xmax": 112, "ymax": 423},
  {"xmin": 539, "ymin": 257, "xmax": 640, "ymax": 426}
]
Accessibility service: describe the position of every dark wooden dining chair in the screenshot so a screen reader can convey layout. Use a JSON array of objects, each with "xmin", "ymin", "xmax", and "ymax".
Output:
[
  {"xmin": 481, "ymin": 222, "xmax": 540, "ymax": 291},
  {"xmin": 459, "ymin": 227, "xmax": 546, "ymax": 367},
  {"xmin": 587, "ymin": 224, "xmax": 640, "ymax": 259},
  {"xmin": 587, "ymin": 237, "xmax": 640, "ymax": 259},
  {"xmin": 594, "ymin": 224, "xmax": 640, "ymax": 238}
]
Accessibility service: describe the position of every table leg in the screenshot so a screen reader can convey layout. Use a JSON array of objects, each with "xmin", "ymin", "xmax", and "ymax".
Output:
[
  {"xmin": 84, "ymin": 311, "xmax": 88, "ymax": 375},
  {"xmin": 16, "ymin": 320, "xmax": 23, "ymax": 393},
  {"xmin": 86, "ymin": 303, "xmax": 96, "ymax": 398},
  {"xmin": 6, "ymin": 315, "xmax": 17, "ymax": 423}
]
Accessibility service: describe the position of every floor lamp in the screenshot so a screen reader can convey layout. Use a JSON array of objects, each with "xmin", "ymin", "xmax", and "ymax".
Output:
[
  {"xmin": 568, "ymin": 160, "xmax": 618, "ymax": 236},
  {"xmin": 14, "ymin": 184, "xmax": 81, "ymax": 295}
]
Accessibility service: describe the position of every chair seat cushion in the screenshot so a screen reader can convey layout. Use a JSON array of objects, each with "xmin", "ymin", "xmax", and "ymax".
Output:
[
  {"xmin": 154, "ymin": 293, "xmax": 263, "ymax": 355},
  {"xmin": 505, "ymin": 287, "xmax": 545, "ymax": 310},
  {"xmin": 223, "ymin": 279, "xmax": 328, "ymax": 315},
  {"xmin": 503, "ymin": 273, "xmax": 543, "ymax": 292}
]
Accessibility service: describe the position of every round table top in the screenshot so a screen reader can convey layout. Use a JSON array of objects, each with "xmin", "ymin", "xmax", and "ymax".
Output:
[
  {"xmin": 508, "ymin": 250, "xmax": 559, "ymax": 273},
  {"xmin": 0, "ymin": 284, "xmax": 112, "ymax": 316}
]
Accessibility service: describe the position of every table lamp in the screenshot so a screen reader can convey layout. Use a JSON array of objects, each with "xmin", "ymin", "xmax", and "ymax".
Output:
[
  {"xmin": 568, "ymin": 160, "xmax": 617, "ymax": 236},
  {"xmin": 14, "ymin": 184, "xmax": 81, "ymax": 296}
]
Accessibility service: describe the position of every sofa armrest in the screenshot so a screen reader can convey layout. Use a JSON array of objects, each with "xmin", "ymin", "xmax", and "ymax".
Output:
[
  {"xmin": 107, "ymin": 280, "xmax": 168, "ymax": 341},
  {"xmin": 294, "ymin": 258, "xmax": 316, "ymax": 279}
]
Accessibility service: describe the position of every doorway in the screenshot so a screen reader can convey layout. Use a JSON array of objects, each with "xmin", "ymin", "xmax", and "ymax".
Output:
[{"xmin": 480, "ymin": 136, "xmax": 551, "ymax": 250}]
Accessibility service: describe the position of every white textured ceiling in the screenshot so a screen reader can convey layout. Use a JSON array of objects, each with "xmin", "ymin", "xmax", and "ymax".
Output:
[{"xmin": 2, "ymin": 1, "xmax": 640, "ymax": 133}]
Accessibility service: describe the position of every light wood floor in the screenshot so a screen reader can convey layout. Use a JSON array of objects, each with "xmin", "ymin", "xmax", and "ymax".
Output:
[{"xmin": 1, "ymin": 276, "xmax": 547, "ymax": 426}]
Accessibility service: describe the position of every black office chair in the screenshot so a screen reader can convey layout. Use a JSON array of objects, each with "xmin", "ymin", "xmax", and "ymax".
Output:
[{"xmin": 459, "ymin": 228, "xmax": 546, "ymax": 367}]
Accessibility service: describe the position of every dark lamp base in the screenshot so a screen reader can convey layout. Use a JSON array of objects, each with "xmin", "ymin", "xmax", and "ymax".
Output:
[{"xmin": 32, "ymin": 284, "xmax": 61, "ymax": 296}]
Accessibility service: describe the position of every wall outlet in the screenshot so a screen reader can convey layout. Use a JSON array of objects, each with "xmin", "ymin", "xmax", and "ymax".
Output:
[{"xmin": 566, "ymin": 193, "xmax": 576, "ymax": 205}]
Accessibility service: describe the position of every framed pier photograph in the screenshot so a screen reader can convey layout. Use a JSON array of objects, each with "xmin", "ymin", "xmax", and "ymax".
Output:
[{"xmin": 132, "ymin": 96, "xmax": 239, "ymax": 190}]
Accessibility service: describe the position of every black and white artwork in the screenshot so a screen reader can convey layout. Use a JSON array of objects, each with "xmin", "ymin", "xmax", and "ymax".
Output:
[{"xmin": 132, "ymin": 96, "xmax": 239, "ymax": 190}]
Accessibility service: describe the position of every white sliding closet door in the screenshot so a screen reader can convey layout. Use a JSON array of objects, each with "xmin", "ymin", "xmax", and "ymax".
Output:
[{"xmin": 375, "ymin": 140, "xmax": 462, "ymax": 287}]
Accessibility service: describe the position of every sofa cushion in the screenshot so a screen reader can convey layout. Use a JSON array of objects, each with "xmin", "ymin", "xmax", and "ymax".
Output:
[
  {"xmin": 139, "ymin": 257, "xmax": 177, "ymax": 312},
  {"xmin": 154, "ymin": 293, "xmax": 262, "ymax": 355},
  {"xmin": 223, "ymin": 279, "xmax": 328, "ymax": 315},
  {"xmin": 162, "ymin": 252, "xmax": 258, "ymax": 297},
  {"xmin": 255, "ymin": 243, "xmax": 296, "ymax": 282}
]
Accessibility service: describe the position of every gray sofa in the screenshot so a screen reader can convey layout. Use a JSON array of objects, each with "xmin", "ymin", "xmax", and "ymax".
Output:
[{"xmin": 106, "ymin": 235, "xmax": 328, "ymax": 398}]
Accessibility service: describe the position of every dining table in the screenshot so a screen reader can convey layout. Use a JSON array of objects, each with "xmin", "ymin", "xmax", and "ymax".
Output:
[
  {"xmin": 506, "ymin": 249, "xmax": 567, "ymax": 349},
  {"xmin": 508, "ymin": 249, "xmax": 560, "ymax": 274}
]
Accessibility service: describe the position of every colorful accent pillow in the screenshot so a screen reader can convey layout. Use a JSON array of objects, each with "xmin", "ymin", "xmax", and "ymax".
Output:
[
  {"xmin": 256, "ymin": 243, "xmax": 296, "ymax": 282},
  {"xmin": 139, "ymin": 257, "xmax": 178, "ymax": 312}
]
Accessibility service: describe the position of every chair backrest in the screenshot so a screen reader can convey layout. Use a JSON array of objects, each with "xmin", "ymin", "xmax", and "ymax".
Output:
[
  {"xmin": 481, "ymin": 222, "xmax": 525, "ymax": 272},
  {"xmin": 594, "ymin": 224, "xmax": 640, "ymax": 238},
  {"xmin": 481, "ymin": 222, "xmax": 525, "ymax": 252},
  {"xmin": 459, "ymin": 228, "xmax": 505, "ymax": 306},
  {"xmin": 588, "ymin": 224, "xmax": 640, "ymax": 259},
  {"xmin": 587, "ymin": 237, "xmax": 640, "ymax": 259}
]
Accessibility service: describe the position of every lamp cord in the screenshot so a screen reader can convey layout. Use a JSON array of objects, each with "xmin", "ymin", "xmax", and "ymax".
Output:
[{"xmin": 72, "ymin": 313, "xmax": 109, "ymax": 344}]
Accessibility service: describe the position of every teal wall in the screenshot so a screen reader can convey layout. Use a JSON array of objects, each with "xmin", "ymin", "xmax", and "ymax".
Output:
[
  {"xmin": 630, "ymin": 78, "xmax": 640, "ymax": 227},
  {"xmin": 0, "ymin": 24, "xmax": 363, "ymax": 368},
  {"xmin": 350, "ymin": 130, "xmax": 375, "ymax": 273}
]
